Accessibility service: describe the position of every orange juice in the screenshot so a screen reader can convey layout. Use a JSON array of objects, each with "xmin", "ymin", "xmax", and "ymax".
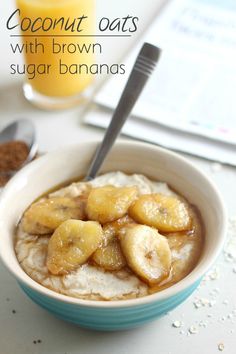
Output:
[{"xmin": 16, "ymin": 0, "xmax": 95, "ymax": 101}]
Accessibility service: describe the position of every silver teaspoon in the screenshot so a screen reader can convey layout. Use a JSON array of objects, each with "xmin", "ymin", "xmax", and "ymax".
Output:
[{"xmin": 85, "ymin": 42, "xmax": 161, "ymax": 181}]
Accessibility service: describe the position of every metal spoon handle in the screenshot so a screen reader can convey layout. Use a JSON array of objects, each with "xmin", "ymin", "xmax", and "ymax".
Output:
[{"xmin": 85, "ymin": 42, "xmax": 161, "ymax": 181}]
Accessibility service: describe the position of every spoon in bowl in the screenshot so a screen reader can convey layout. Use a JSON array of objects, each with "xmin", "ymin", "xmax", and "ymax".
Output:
[{"xmin": 85, "ymin": 42, "xmax": 161, "ymax": 181}]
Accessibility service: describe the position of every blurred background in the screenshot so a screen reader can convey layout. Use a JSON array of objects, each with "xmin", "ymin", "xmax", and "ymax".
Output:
[
  {"xmin": 1, "ymin": 0, "xmax": 236, "ymax": 165},
  {"xmin": 0, "ymin": 0, "xmax": 164, "ymax": 150}
]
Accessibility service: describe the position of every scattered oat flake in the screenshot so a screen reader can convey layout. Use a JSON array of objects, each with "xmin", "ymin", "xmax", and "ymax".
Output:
[
  {"xmin": 193, "ymin": 301, "xmax": 202, "ymax": 309},
  {"xmin": 188, "ymin": 326, "xmax": 198, "ymax": 334},
  {"xmin": 208, "ymin": 268, "xmax": 220, "ymax": 280},
  {"xmin": 218, "ymin": 343, "xmax": 224, "ymax": 351},
  {"xmin": 199, "ymin": 321, "xmax": 207, "ymax": 328},
  {"xmin": 193, "ymin": 297, "xmax": 216, "ymax": 309},
  {"xmin": 202, "ymin": 298, "xmax": 211, "ymax": 305},
  {"xmin": 172, "ymin": 320, "xmax": 182, "ymax": 328}
]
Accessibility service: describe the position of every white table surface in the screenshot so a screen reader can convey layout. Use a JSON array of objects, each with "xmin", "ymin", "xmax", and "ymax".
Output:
[{"xmin": 0, "ymin": 1, "xmax": 236, "ymax": 354}]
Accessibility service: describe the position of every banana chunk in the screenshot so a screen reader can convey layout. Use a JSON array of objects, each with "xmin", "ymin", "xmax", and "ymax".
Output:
[
  {"xmin": 92, "ymin": 217, "xmax": 133, "ymax": 271},
  {"xmin": 119, "ymin": 225, "xmax": 171, "ymax": 285},
  {"xmin": 101, "ymin": 215, "xmax": 137, "ymax": 246},
  {"xmin": 86, "ymin": 185, "xmax": 138, "ymax": 224},
  {"xmin": 129, "ymin": 194, "xmax": 191, "ymax": 232},
  {"xmin": 166, "ymin": 207, "xmax": 203, "ymax": 282},
  {"xmin": 22, "ymin": 197, "xmax": 86, "ymax": 235},
  {"xmin": 47, "ymin": 220, "xmax": 104, "ymax": 275},
  {"xmin": 93, "ymin": 240, "xmax": 127, "ymax": 271}
]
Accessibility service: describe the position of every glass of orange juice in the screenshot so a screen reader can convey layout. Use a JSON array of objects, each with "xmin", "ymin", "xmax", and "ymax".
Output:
[{"xmin": 16, "ymin": 0, "xmax": 95, "ymax": 109}]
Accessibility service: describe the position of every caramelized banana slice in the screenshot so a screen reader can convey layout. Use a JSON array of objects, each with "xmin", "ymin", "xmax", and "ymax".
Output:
[
  {"xmin": 119, "ymin": 225, "xmax": 171, "ymax": 285},
  {"xmin": 166, "ymin": 207, "xmax": 203, "ymax": 282},
  {"xmin": 129, "ymin": 194, "xmax": 191, "ymax": 232},
  {"xmin": 47, "ymin": 220, "xmax": 104, "ymax": 275},
  {"xmin": 86, "ymin": 186, "xmax": 138, "ymax": 224},
  {"xmin": 22, "ymin": 197, "xmax": 86, "ymax": 235},
  {"xmin": 102, "ymin": 215, "xmax": 136, "ymax": 246},
  {"xmin": 92, "ymin": 217, "xmax": 132, "ymax": 271},
  {"xmin": 93, "ymin": 240, "xmax": 127, "ymax": 271}
]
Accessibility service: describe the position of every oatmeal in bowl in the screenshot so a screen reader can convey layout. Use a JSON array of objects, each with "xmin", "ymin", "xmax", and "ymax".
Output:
[
  {"xmin": 15, "ymin": 172, "xmax": 204, "ymax": 301},
  {"xmin": 0, "ymin": 141, "xmax": 226, "ymax": 330}
]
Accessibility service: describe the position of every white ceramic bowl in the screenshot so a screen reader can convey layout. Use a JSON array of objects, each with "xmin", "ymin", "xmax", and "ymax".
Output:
[{"xmin": 0, "ymin": 141, "xmax": 227, "ymax": 330}]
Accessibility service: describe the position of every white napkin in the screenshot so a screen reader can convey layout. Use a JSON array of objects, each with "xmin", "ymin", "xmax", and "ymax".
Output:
[{"xmin": 84, "ymin": 106, "xmax": 236, "ymax": 166}]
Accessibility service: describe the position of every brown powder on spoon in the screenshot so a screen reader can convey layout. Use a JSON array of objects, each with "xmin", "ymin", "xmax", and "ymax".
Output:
[{"xmin": 0, "ymin": 140, "xmax": 29, "ymax": 186}]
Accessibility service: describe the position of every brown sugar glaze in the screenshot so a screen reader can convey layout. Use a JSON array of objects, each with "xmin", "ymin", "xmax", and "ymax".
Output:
[{"xmin": 15, "ymin": 173, "xmax": 204, "ymax": 300}]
